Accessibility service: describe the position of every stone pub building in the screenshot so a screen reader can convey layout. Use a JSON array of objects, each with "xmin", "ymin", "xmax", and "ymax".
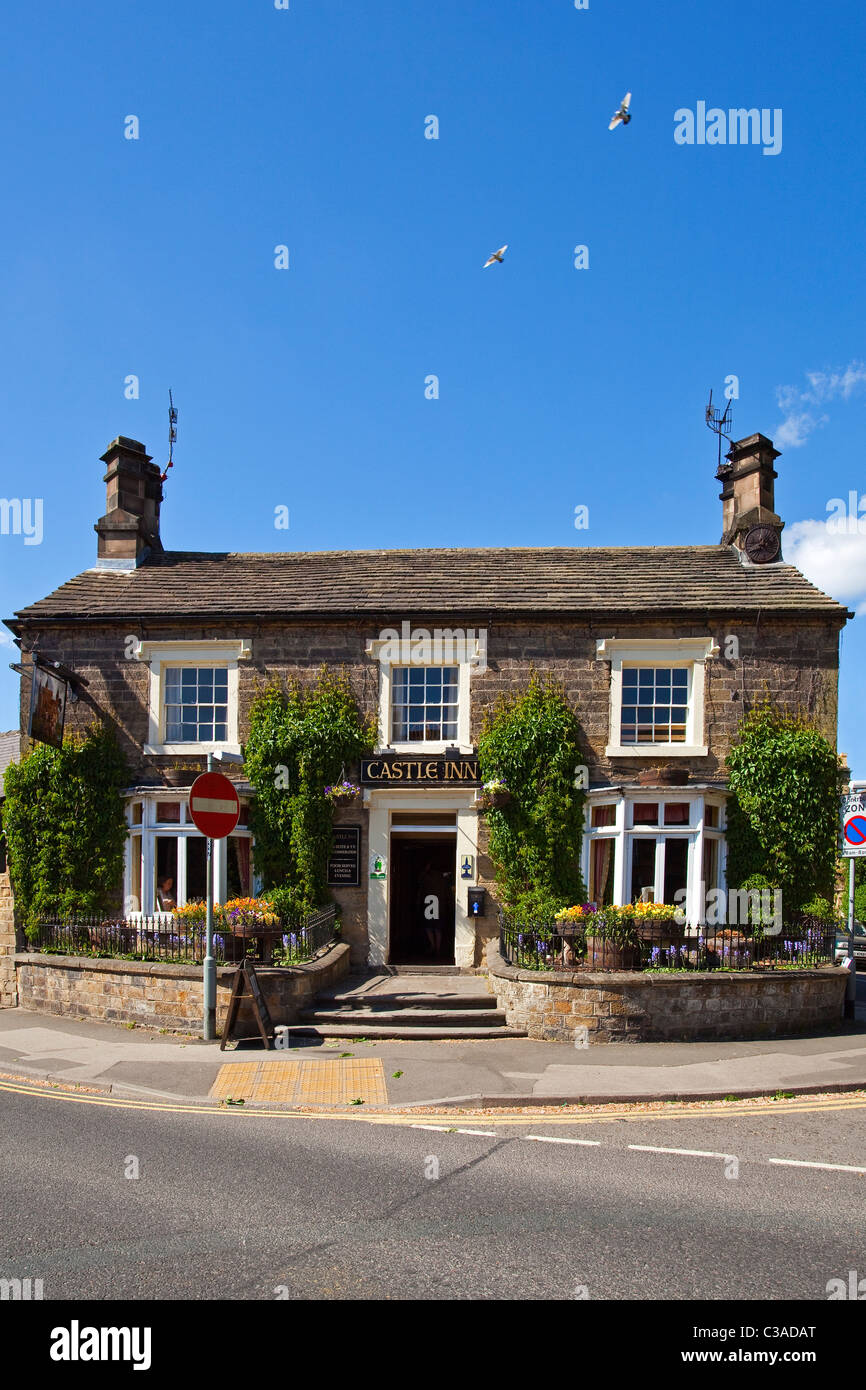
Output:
[{"xmin": 3, "ymin": 432, "xmax": 850, "ymax": 970}]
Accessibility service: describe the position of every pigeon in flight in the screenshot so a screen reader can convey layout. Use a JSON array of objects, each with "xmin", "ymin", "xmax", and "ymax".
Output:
[
  {"xmin": 483, "ymin": 244, "xmax": 508, "ymax": 268},
  {"xmin": 609, "ymin": 92, "xmax": 632, "ymax": 130}
]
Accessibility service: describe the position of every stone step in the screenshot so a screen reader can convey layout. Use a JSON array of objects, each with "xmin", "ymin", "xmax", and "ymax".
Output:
[
  {"xmin": 286, "ymin": 1022, "xmax": 526, "ymax": 1040},
  {"xmin": 372, "ymin": 965, "xmax": 479, "ymax": 976},
  {"xmin": 300, "ymin": 1007, "xmax": 508, "ymax": 1027},
  {"xmin": 315, "ymin": 993, "xmax": 496, "ymax": 1011}
]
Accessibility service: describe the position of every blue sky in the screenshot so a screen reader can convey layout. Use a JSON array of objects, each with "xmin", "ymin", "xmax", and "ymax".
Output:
[{"xmin": 1, "ymin": 0, "xmax": 864, "ymax": 768}]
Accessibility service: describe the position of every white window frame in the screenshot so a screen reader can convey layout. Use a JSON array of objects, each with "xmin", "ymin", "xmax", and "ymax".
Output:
[
  {"xmin": 135, "ymin": 640, "xmax": 251, "ymax": 756},
  {"xmin": 596, "ymin": 637, "xmax": 718, "ymax": 758},
  {"xmin": 123, "ymin": 792, "xmax": 253, "ymax": 915},
  {"xmin": 367, "ymin": 634, "xmax": 481, "ymax": 753},
  {"xmin": 583, "ymin": 789, "xmax": 728, "ymax": 926}
]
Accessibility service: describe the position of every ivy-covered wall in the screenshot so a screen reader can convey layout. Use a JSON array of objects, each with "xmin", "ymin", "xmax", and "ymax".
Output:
[
  {"xmin": 726, "ymin": 705, "xmax": 845, "ymax": 914},
  {"xmin": 478, "ymin": 672, "xmax": 586, "ymax": 923},
  {"xmin": 243, "ymin": 669, "xmax": 376, "ymax": 915},
  {"xmin": 2, "ymin": 724, "xmax": 130, "ymax": 923}
]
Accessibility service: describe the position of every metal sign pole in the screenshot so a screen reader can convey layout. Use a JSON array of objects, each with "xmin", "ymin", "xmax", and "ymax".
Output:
[
  {"xmin": 203, "ymin": 752, "xmax": 216, "ymax": 1041},
  {"xmin": 842, "ymin": 781, "xmax": 864, "ymax": 1023}
]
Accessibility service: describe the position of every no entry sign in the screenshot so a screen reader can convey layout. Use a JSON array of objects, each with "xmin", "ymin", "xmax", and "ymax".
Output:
[
  {"xmin": 841, "ymin": 792, "xmax": 866, "ymax": 858},
  {"xmin": 188, "ymin": 772, "xmax": 240, "ymax": 839}
]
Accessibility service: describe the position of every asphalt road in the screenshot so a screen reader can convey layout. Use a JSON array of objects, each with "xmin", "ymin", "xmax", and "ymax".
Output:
[{"xmin": 1, "ymin": 1086, "xmax": 865, "ymax": 1301}]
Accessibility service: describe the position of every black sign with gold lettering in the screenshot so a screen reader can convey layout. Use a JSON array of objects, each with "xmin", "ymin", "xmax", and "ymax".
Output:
[
  {"xmin": 327, "ymin": 825, "xmax": 361, "ymax": 886},
  {"xmin": 360, "ymin": 754, "xmax": 481, "ymax": 786}
]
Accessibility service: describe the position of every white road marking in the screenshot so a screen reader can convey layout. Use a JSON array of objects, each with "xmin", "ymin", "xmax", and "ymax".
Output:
[
  {"xmin": 768, "ymin": 1158, "xmax": 866, "ymax": 1175},
  {"xmin": 629, "ymin": 1145, "xmax": 734, "ymax": 1160},
  {"xmin": 526, "ymin": 1135, "xmax": 601, "ymax": 1146},
  {"xmin": 409, "ymin": 1127, "xmax": 864, "ymax": 1176}
]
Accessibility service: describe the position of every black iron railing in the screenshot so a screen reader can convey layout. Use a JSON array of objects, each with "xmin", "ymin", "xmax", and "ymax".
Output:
[
  {"xmin": 499, "ymin": 914, "xmax": 837, "ymax": 973},
  {"xmin": 24, "ymin": 904, "xmax": 339, "ymax": 967}
]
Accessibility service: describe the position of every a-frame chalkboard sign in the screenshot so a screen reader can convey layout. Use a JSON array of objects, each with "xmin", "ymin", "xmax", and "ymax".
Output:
[{"xmin": 220, "ymin": 957, "xmax": 274, "ymax": 1050}]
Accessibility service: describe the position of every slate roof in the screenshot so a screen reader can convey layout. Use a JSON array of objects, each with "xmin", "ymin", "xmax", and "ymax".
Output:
[{"xmin": 6, "ymin": 546, "xmax": 851, "ymax": 626}]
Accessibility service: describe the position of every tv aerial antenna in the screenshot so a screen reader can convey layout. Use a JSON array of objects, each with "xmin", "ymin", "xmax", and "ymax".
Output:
[
  {"xmin": 705, "ymin": 389, "xmax": 733, "ymax": 477},
  {"xmin": 160, "ymin": 390, "xmax": 178, "ymax": 484}
]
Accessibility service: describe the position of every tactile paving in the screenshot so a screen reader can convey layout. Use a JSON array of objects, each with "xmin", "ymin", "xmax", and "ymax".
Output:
[{"xmin": 210, "ymin": 1056, "xmax": 387, "ymax": 1105}]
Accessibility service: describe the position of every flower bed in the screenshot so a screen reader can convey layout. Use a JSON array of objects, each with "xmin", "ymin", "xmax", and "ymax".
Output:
[
  {"xmin": 500, "ymin": 907, "xmax": 836, "ymax": 974},
  {"xmin": 23, "ymin": 902, "xmax": 338, "ymax": 967}
]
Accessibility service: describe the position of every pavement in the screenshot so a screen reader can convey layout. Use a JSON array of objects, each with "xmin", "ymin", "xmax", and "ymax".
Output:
[{"xmin": 2, "ymin": 986, "xmax": 866, "ymax": 1107}]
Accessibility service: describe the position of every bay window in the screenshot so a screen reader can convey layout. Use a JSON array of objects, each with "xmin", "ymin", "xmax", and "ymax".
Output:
[
  {"xmin": 123, "ymin": 794, "xmax": 253, "ymax": 915},
  {"xmin": 583, "ymin": 791, "xmax": 727, "ymax": 925}
]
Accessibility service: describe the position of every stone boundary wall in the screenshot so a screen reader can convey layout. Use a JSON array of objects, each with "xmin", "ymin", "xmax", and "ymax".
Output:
[
  {"xmin": 487, "ymin": 942, "xmax": 848, "ymax": 1044},
  {"xmin": 14, "ymin": 942, "xmax": 350, "ymax": 1036}
]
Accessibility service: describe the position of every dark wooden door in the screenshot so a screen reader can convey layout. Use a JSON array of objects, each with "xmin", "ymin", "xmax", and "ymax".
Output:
[{"xmin": 389, "ymin": 837, "xmax": 456, "ymax": 964}]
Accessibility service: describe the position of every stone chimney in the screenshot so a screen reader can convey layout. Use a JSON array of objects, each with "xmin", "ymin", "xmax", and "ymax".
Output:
[
  {"xmin": 94, "ymin": 437, "xmax": 163, "ymax": 568},
  {"xmin": 717, "ymin": 432, "xmax": 784, "ymax": 562}
]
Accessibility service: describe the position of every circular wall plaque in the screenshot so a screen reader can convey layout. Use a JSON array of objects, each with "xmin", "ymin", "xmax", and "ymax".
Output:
[{"xmin": 744, "ymin": 525, "xmax": 781, "ymax": 564}]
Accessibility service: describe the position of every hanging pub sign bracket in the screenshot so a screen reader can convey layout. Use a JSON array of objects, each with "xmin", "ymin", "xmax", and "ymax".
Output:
[
  {"xmin": 9, "ymin": 658, "xmax": 90, "ymax": 693},
  {"xmin": 220, "ymin": 957, "xmax": 275, "ymax": 1051}
]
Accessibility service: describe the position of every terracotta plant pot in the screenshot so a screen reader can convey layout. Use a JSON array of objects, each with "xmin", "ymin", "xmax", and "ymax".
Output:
[
  {"xmin": 637, "ymin": 767, "xmax": 690, "ymax": 786},
  {"xmin": 163, "ymin": 767, "xmax": 198, "ymax": 788},
  {"xmin": 635, "ymin": 918, "xmax": 686, "ymax": 948},
  {"xmin": 585, "ymin": 936, "xmax": 641, "ymax": 970}
]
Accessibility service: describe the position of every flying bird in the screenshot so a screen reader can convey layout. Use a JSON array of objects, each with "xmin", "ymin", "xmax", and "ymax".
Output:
[
  {"xmin": 608, "ymin": 92, "xmax": 632, "ymax": 130},
  {"xmin": 483, "ymin": 244, "xmax": 508, "ymax": 268}
]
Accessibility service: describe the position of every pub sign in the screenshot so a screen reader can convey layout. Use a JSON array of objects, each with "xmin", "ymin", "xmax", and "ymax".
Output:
[{"xmin": 360, "ymin": 754, "xmax": 481, "ymax": 786}]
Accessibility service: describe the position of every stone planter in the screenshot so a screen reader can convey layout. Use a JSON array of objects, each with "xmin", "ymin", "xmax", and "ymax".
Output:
[{"xmin": 584, "ymin": 936, "xmax": 641, "ymax": 970}]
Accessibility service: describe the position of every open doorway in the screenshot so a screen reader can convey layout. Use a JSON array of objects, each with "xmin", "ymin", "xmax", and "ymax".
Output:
[{"xmin": 389, "ymin": 835, "xmax": 456, "ymax": 964}]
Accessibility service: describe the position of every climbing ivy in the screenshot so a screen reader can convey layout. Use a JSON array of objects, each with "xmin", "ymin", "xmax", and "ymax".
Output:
[
  {"xmin": 243, "ymin": 668, "xmax": 376, "ymax": 916},
  {"xmin": 478, "ymin": 671, "xmax": 586, "ymax": 924},
  {"xmin": 725, "ymin": 703, "xmax": 845, "ymax": 913},
  {"xmin": 2, "ymin": 724, "xmax": 130, "ymax": 924}
]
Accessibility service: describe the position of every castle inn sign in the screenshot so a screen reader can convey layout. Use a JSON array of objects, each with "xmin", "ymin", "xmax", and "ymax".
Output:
[{"xmin": 360, "ymin": 754, "xmax": 481, "ymax": 785}]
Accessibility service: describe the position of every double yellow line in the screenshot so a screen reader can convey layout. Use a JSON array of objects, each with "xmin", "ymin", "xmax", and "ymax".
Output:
[{"xmin": 1, "ymin": 1073, "xmax": 865, "ymax": 1128}]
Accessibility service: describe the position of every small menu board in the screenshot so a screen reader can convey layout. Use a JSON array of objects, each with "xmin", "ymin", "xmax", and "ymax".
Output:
[{"xmin": 327, "ymin": 825, "xmax": 361, "ymax": 887}]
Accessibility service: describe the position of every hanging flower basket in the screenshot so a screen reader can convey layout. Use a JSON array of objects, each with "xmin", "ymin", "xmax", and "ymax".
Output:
[
  {"xmin": 324, "ymin": 781, "xmax": 361, "ymax": 805},
  {"xmin": 478, "ymin": 780, "xmax": 512, "ymax": 811}
]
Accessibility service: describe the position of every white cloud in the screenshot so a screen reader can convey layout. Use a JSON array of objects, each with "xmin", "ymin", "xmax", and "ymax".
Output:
[
  {"xmin": 775, "ymin": 359, "xmax": 866, "ymax": 448},
  {"xmin": 785, "ymin": 518, "xmax": 866, "ymax": 612},
  {"xmin": 775, "ymin": 410, "xmax": 826, "ymax": 449}
]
